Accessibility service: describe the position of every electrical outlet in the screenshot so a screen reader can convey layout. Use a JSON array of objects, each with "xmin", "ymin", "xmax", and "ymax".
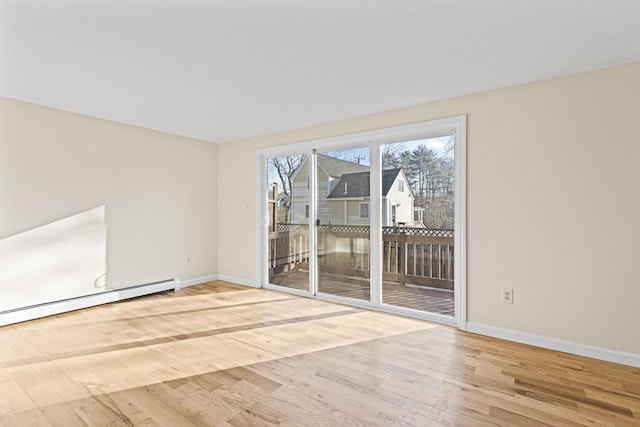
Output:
[
  {"xmin": 186, "ymin": 257, "xmax": 191, "ymax": 265},
  {"xmin": 501, "ymin": 288, "xmax": 514, "ymax": 304}
]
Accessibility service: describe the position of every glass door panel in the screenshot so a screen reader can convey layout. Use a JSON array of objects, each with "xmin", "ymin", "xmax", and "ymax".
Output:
[
  {"xmin": 380, "ymin": 137, "xmax": 455, "ymax": 316},
  {"xmin": 316, "ymin": 148, "xmax": 371, "ymax": 300},
  {"xmin": 267, "ymin": 155, "xmax": 310, "ymax": 292}
]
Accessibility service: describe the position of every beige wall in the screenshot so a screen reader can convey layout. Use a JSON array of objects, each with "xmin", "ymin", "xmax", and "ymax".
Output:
[
  {"xmin": 0, "ymin": 97, "xmax": 218, "ymax": 291},
  {"xmin": 218, "ymin": 61, "xmax": 640, "ymax": 355},
  {"xmin": 3, "ymin": 61, "xmax": 637, "ymax": 356}
]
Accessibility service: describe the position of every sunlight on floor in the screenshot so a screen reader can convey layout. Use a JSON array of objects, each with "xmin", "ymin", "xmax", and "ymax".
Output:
[{"xmin": 0, "ymin": 286, "xmax": 437, "ymax": 412}]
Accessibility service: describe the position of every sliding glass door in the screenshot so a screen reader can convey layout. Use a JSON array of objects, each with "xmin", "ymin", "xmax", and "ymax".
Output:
[
  {"xmin": 266, "ymin": 154, "xmax": 310, "ymax": 292},
  {"xmin": 261, "ymin": 116, "xmax": 465, "ymax": 327},
  {"xmin": 316, "ymin": 147, "xmax": 371, "ymax": 301},
  {"xmin": 380, "ymin": 137, "xmax": 455, "ymax": 317}
]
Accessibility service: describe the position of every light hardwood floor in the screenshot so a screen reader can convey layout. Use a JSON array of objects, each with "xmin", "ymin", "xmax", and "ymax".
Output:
[{"xmin": 0, "ymin": 281, "xmax": 638, "ymax": 426}]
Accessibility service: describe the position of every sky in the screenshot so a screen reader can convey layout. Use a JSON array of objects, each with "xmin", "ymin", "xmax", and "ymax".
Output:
[{"xmin": 321, "ymin": 135, "xmax": 454, "ymax": 166}]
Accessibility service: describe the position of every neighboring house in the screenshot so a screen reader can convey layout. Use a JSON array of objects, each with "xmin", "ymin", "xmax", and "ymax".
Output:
[
  {"xmin": 291, "ymin": 154, "xmax": 368, "ymax": 224},
  {"xmin": 290, "ymin": 155, "xmax": 415, "ymax": 226},
  {"xmin": 382, "ymin": 168, "xmax": 415, "ymax": 227}
]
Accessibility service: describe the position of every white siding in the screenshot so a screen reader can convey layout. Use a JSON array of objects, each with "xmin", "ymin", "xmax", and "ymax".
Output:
[{"xmin": 385, "ymin": 173, "xmax": 413, "ymax": 225}]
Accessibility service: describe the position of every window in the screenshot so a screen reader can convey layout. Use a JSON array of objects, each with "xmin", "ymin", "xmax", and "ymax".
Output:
[
  {"xmin": 359, "ymin": 202, "xmax": 369, "ymax": 219},
  {"xmin": 398, "ymin": 179, "xmax": 405, "ymax": 192},
  {"xmin": 305, "ymin": 204, "xmax": 309, "ymax": 218}
]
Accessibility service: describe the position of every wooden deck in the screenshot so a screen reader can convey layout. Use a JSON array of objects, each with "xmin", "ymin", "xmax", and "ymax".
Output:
[
  {"xmin": 270, "ymin": 270, "xmax": 455, "ymax": 316},
  {"xmin": 1, "ymin": 282, "xmax": 638, "ymax": 426}
]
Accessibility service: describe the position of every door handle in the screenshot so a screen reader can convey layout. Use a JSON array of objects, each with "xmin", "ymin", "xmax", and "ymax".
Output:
[{"xmin": 315, "ymin": 219, "xmax": 320, "ymax": 226}]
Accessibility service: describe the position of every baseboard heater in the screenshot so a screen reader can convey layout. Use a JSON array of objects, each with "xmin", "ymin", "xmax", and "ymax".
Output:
[{"xmin": 0, "ymin": 278, "xmax": 180, "ymax": 327}]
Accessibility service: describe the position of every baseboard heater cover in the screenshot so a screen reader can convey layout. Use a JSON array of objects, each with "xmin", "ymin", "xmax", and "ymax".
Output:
[{"xmin": 0, "ymin": 278, "xmax": 180, "ymax": 327}]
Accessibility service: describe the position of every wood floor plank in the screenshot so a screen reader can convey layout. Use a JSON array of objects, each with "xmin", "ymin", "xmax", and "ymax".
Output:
[
  {"xmin": 3, "ymin": 408, "xmax": 52, "ymax": 427},
  {"xmin": 40, "ymin": 402, "xmax": 90, "ymax": 427},
  {"xmin": 0, "ymin": 372, "xmax": 37, "ymax": 415},
  {"xmin": 121, "ymin": 387, "xmax": 200, "ymax": 427},
  {"xmin": 67, "ymin": 391, "xmax": 139, "ymax": 427},
  {"xmin": 0, "ymin": 281, "xmax": 638, "ymax": 426}
]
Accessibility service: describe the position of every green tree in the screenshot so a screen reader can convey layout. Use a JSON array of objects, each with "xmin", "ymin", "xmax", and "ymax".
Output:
[{"xmin": 386, "ymin": 144, "xmax": 454, "ymax": 229}]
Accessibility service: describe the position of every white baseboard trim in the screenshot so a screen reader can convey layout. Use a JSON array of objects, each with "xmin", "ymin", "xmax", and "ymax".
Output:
[
  {"xmin": 216, "ymin": 275, "xmax": 260, "ymax": 288},
  {"xmin": 176, "ymin": 274, "xmax": 219, "ymax": 289},
  {"xmin": 466, "ymin": 322, "xmax": 640, "ymax": 368},
  {"xmin": 0, "ymin": 278, "xmax": 179, "ymax": 327}
]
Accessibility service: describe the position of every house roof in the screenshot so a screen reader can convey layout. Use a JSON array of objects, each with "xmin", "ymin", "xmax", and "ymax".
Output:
[
  {"xmin": 382, "ymin": 168, "xmax": 402, "ymax": 196},
  {"xmin": 317, "ymin": 154, "xmax": 369, "ymax": 178},
  {"xmin": 327, "ymin": 168, "xmax": 402, "ymax": 199}
]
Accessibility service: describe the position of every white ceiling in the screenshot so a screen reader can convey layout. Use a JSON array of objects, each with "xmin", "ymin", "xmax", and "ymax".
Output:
[{"xmin": 2, "ymin": 1, "xmax": 640, "ymax": 143}]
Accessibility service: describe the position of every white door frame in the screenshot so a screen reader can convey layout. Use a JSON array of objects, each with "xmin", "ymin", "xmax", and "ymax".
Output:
[{"xmin": 256, "ymin": 115, "xmax": 467, "ymax": 330}]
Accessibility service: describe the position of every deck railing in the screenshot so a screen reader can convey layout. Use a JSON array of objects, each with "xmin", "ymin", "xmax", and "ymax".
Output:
[{"xmin": 269, "ymin": 224, "xmax": 454, "ymax": 289}]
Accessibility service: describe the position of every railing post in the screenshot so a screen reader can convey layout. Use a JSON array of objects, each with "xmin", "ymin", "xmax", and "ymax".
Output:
[{"xmin": 398, "ymin": 229, "xmax": 406, "ymax": 285}]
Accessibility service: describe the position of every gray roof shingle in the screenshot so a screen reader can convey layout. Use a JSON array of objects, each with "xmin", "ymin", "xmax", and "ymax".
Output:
[
  {"xmin": 327, "ymin": 168, "xmax": 401, "ymax": 199},
  {"xmin": 317, "ymin": 154, "xmax": 369, "ymax": 178}
]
